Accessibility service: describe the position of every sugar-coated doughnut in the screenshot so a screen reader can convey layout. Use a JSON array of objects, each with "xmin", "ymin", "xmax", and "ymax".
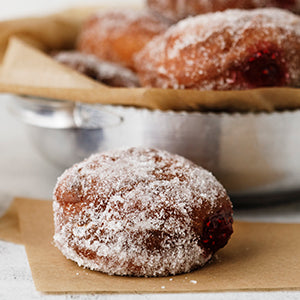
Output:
[
  {"xmin": 77, "ymin": 9, "xmax": 171, "ymax": 70},
  {"xmin": 147, "ymin": 0, "xmax": 300, "ymax": 21},
  {"xmin": 53, "ymin": 51, "xmax": 140, "ymax": 88},
  {"xmin": 135, "ymin": 8, "xmax": 300, "ymax": 91},
  {"xmin": 53, "ymin": 147, "xmax": 233, "ymax": 277}
]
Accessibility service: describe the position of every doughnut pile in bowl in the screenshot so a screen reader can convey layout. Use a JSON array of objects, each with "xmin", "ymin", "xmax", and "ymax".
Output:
[{"xmin": 54, "ymin": 1, "xmax": 300, "ymax": 91}]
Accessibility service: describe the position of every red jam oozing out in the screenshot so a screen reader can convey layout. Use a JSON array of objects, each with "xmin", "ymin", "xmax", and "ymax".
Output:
[
  {"xmin": 242, "ymin": 48, "xmax": 287, "ymax": 88},
  {"xmin": 202, "ymin": 212, "xmax": 233, "ymax": 253}
]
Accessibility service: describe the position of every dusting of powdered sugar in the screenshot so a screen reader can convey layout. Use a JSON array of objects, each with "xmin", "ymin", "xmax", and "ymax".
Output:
[
  {"xmin": 135, "ymin": 8, "xmax": 300, "ymax": 90},
  {"xmin": 53, "ymin": 147, "xmax": 230, "ymax": 277}
]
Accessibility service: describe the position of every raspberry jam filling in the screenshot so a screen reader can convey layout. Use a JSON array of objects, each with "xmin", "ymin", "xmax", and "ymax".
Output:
[
  {"xmin": 201, "ymin": 212, "xmax": 233, "ymax": 253},
  {"xmin": 242, "ymin": 48, "xmax": 287, "ymax": 88}
]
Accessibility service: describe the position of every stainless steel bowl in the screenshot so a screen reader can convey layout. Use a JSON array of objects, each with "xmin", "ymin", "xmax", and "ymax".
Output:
[{"xmin": 9, "ymin": 96, "xmax": 300, "ymax": 206}]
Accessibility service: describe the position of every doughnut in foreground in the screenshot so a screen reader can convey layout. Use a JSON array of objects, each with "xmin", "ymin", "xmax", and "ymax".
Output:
[
  {"xmin": 77, "ymin": 9, "xmax": 171, "ymax": 70},
  {"xmin": 53, "ymin": 148, "xmax": 233, "ymax": 277},
  {"xmin": 135, "ymin": 8, "xmax": 300, "ymax": 90},
  {"xmin": 147, "ymin": 0, "xmax": 300, "ymax": 21}
]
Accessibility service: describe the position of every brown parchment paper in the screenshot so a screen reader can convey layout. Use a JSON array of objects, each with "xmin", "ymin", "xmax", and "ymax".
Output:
[
  {"xmin": 16, "ymin": 197, "xmax": 300, "ymax": 293},
  {"xmin": 0, "ymin": 9, "xmax": 299, "ymax": 112},
  {"xmin": 0, "ymin": 7, "xmax": 98, "ymax": 62},
  {"xmin": 0, "ymin": 199, "xmax": 22, "ymax": 244}
]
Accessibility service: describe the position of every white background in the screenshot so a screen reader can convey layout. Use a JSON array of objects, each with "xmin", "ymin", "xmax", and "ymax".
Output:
[
  {"xmin": 0, "ymin": 0, "xmax": 144, "ymax": 20},
  {"xmin": 0, "ymin": 1, "xmax": 299, "ymax": 299}
]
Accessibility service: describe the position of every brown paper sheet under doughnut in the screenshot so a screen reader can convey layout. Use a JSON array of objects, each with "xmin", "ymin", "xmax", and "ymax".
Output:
[
  {"xmin": 0, "ymin": 10, "xmax": 299, "ymax": 112},
  {"xmin": 0, "ymin": 199, "xmax": 22, "ymax": 244},
  {"xmin": 12, "ymin": 197, "xmax": 300, "ymax": 293}
]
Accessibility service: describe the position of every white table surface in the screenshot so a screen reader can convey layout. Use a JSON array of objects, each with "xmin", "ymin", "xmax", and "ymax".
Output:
[{"xmin": 0, "ymin": 1, "xmax": 300, "ymax": 299}]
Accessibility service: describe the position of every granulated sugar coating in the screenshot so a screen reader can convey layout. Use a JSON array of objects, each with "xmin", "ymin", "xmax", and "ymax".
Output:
[
  {"xmin": 135, "ymin": 8, "xmax": 300, "ymax": 90},
  {"xmin": 77, "ymin": 9, "xmax": 171, "ymax": 69},
  {"xmin": 53, "ymin": 148, "xmax": 233, "ymax": 277}
]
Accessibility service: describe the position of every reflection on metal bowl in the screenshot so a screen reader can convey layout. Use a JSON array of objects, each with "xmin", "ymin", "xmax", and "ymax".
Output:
[{"xmin": 9, "ymin": 96, "xmax": 300, "ymax": 206}]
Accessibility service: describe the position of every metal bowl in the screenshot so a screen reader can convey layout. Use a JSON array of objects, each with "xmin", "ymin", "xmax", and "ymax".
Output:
[{"xmin": 9, "ymin": 96, "xmax": 300, "ymax": 206}]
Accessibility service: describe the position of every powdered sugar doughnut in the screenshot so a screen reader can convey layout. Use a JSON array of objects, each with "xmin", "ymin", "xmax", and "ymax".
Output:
[
  {"xmin": 53, "ymin": 148, "xmax": 233, "ymax": 277},
  {"xmin": 77, "ymin": 9, "xmax": 171, "ymax": 70},
  {"xmin": 53, "ymin": 51, "xmax": 140, "ymax": 87},
  {"xmin": 135, "ymin": 8, "xmax": 300, "ymax": 90},
  {"xmin": 147, "ymin": 0, "xmax": 300, "ymax": 21}
]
